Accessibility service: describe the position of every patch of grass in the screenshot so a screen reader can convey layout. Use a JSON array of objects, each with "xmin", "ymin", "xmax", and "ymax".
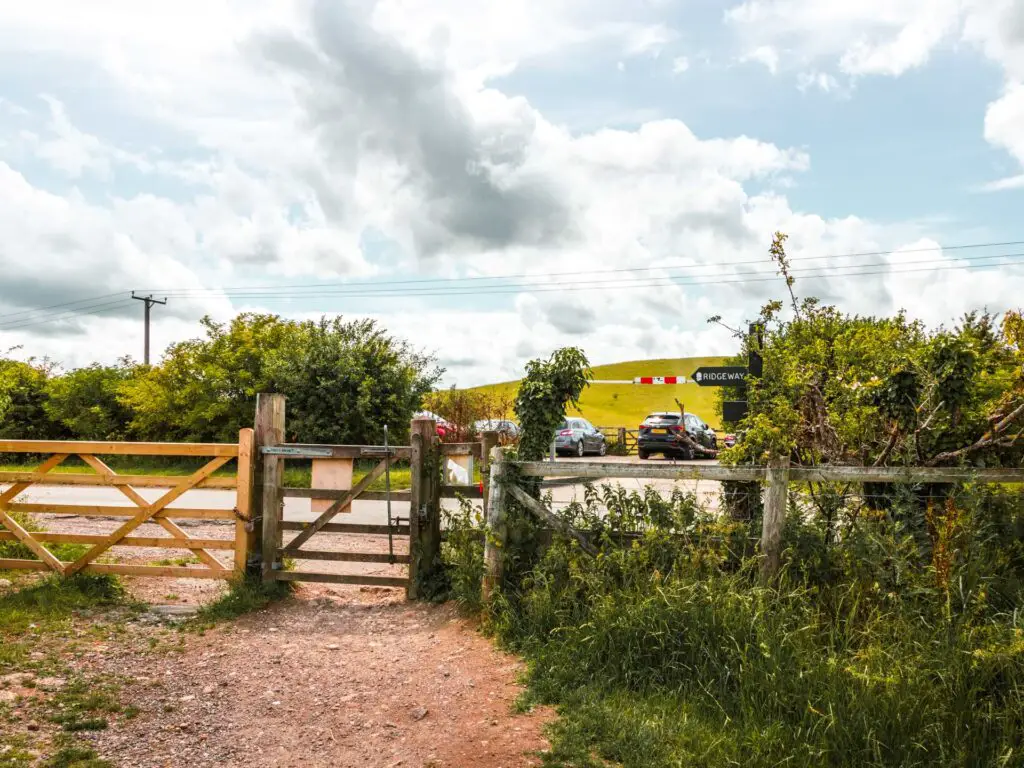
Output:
[
  {"xmin": 0, "ymin": 734, "xmax": 34, "ymax": 768},
  {"xmin": 189, "ymin": 575, "xmax": 292, "ymax": 628},
  {"xmin": 46, "ymin": 741, "xmax": 113, "ymax": 768},
  {"xmin": 152, "ymin": 556, "xmax": 200, "ymax": 567},
  {"xmin": 0, "ymin": 574, "xmax": 125, "ymax": 639}
]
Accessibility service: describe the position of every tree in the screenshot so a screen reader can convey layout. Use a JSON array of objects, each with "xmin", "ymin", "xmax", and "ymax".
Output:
[
  {"xmin": 273, "ymin": 317, "xmax": 442, "ymax": 444},
  {"xmin": 44, "ymin": 361, "xmax": 139, "ymax": 440},
  {"xmin": 0, "ymin": 358, "xmax": 60, "ymax": 440},
  {"xmin": 121, "ymin": 314, "xmax": 295, "ymax": 442},
  {"xmin": 120, "ymin": 313, "xmax": 442, "ymax": 444}
]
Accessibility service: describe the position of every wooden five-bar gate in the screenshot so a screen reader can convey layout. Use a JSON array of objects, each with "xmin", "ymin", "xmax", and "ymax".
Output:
[{"xmin": 0, "ymin": 434, "xmax": 253, "ymax": 579}]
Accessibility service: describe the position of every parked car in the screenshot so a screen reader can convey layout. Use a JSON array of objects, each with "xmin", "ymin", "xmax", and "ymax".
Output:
[
  {"xmin": 684, "ymin": 413, "xmax": 718, "ymax": 451},
  {"xmin": 554, "ymin": 417, "xmax": 607, "ymax": 457},
  {"xmin": 637, "ymin": 412, "xmax": 717, "ymax": 460},
  {"xmin": 723, "ymin": 433, "xmax": 737, "ymax": 449},
  {"xmin": 415, "ymin": 410, "xmax": 451, "ymax": 439},
  {"xmin": 473, "ymin": 419, "xmax": 520, "ymax": 441}
]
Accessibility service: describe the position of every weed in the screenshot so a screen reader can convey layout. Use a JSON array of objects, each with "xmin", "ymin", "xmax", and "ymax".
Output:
[{"xmin": 189, "ymin": 575, "xmax": 292, "ymax": 628}]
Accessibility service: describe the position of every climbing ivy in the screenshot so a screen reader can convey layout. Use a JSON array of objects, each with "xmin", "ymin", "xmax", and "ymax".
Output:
[{"xmin": 514, "ymin": 348, "xmax": 592, "ymax": 462}]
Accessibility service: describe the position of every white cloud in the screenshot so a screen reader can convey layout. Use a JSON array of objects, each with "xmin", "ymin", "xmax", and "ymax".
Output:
[
  {"xmin": 0, "ymin": 0, "xmax": 1019, "ymax": 386},
  {"xmin": 672, "ymin": 55, "xmax": 690, "ymax": 74},
  {"xmin": 725, "ymin": 0, "xmax": 1024, "ymax": 183},
  {"xmin": 742, "ymin": 45, "xmax": 779, "ymax": 74}
]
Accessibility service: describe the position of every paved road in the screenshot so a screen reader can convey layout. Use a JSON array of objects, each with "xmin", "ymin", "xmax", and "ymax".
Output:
[{"xmin": 6, "ymin": 454, "xmax": 722, "ymax": 526}]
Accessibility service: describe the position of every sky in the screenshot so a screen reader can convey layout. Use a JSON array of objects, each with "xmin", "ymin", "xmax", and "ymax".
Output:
[{"xmin": 0, "ymin": 0, "xmax": 1022, "ymax": 386}]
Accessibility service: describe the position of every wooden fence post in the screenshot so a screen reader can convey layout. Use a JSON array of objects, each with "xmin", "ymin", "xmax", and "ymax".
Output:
[
  {"xmin": 253, "ymin": 394, "xmax": 286, "ymax": 582},
  {"xmin": 480, "ymin": 431, "xmax": 499, "ymax": 512},
  {"xmin": 482, "ymin": 446, "xmax": 507, "ymax": 601},
  {"xmin": 617, "ymin": 427, "xmax": 626, "ymax": 451},
  {"xmin": 408, "ymin": 417, "xmax": 441, "ymax": 599},
  {"xmin": 234, "ymin": 427, "xmax": 255, "ymax": 576},
  {"xmin": 760, "ymin": 455, "xmax": 790, "ymax": 580}
]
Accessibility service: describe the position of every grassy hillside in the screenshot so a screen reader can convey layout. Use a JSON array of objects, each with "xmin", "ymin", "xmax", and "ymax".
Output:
[{"xmin": 467, "ymin": 356, "xmax": 728, "ymax": 429}]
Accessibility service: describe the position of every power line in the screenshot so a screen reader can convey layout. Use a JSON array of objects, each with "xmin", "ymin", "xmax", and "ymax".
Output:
[
  {"xmin": 154, "ymin": 251, "xmax": 1024, "ymax": 301},
  {"xmin": 2, "ymin": 238, "xmax": 1024, "ymax": 331},
  {"xmin": 0, "ymin": 299, "xmax": 136, "ymax": 332},
  {"xmin": 138, "ymin": 238, "xmax": 1024, "ymax": 296}
]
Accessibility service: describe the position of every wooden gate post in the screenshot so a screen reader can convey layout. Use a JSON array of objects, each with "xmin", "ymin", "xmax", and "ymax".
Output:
[
  {"xmin": 234, "ymin": 428, "xmax": 256, "ymax": 576},
  {"xmin": 760, "ymin": 455, "xmax": 790, "ymax": 580},
  {"xmin": 408, "ymin": 417, "xmax": 441, "ymax": 599},
  {"xmin": 482, "ymin": 446, "xmax": 507, "ymax": 601},
  {"xmin": 252, "ymin": 394, "xmax": 286, "ymax": 581},
  {"xmin": 480, "ymin": 431, "xmax": 499, "ymax": 512}
]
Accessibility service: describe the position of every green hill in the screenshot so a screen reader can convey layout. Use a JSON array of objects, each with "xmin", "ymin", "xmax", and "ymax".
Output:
[{"xmin": 467, "ymin": 356, "xmax": 729, "ymax": 429}]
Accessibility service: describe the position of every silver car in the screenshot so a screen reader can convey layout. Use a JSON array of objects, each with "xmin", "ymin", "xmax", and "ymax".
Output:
[
  {"xmin": 554, "ymin": 417, "xmax": 607, "ymax": 457},
  {"xmin": 473, "ymin": 419, "xmax": 520, "ymax": 440}
]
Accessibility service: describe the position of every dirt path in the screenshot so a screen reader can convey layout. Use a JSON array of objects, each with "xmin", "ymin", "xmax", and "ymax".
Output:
[{"xmin": 75, "ymin": 584, "xmax": 551, "ymax": 768}]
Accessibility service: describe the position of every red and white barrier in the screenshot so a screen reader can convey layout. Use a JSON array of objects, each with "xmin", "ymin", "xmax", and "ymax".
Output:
[{"xmin": 590, "ymin": 376, "xmax": 687, "ymax": 385}]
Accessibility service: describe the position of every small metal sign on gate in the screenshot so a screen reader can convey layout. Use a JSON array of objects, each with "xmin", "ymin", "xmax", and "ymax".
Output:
[{"xmin": 261, "ymin": 445, "xmax": 334, "ymax": 458}]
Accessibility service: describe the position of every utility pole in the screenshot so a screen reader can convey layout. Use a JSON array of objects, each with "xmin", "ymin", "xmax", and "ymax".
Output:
[{"xmin": 131, "ymin": 292, "xmax": 167, "ymax": 366}]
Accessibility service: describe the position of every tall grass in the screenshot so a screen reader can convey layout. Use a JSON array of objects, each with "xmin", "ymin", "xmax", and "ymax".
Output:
[{"xmin": 450, "ymin": 483, "xmax": 1024, "ymax": 767}]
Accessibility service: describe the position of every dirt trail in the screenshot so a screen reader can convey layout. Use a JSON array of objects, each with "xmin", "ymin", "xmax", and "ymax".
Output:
[{"xmin": 81, "ymin": 584, "xmax": 552, "ymax": 767}]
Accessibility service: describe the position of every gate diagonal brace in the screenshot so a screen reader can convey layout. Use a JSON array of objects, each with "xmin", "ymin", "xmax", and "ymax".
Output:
[{"xmin": 283, "ymin": 458, "xmax": 389, "ymax": 553}]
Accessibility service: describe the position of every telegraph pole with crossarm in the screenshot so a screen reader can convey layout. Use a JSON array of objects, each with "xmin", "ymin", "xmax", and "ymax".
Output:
[{"xmin": 131, "ymin": 292, "xmax": 167, "ymax": 366}]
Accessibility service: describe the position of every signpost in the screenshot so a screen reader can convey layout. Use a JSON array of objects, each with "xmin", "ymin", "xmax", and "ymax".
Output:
[
  {"xmin": 691, "ymin": 367, "xmax": 748, "ymax": 386},
  {"xmin": 690, "ymin": 324, "xmax": 763, "ymax": 425}
]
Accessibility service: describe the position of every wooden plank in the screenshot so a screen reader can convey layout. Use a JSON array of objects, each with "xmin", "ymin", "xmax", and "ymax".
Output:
[
  {"xmin": 515, "ymin": 461, "xmax": 767, "ymax": 482},
  {"xmin": 0, "ymin": 472, "xmax": 237, "ymax": 489},
  {"xmin": 83, "ymin": 563, "xmax": 232, "ymax": 580},
  {"xmin": 788, "ymin": 466, "xmax": 1024, "ymax": 484},
  {"xmin": 260, "ymin": 444, "xmax": 411, "ymax": 460},
  {"xmin": 0, "ymin": 559, "xmax": 231, "ymax": 579},
  {"xmin": 440, "ymin": 443, "xmax": 483, "ymax": 459},
  {"xmin": 0, "ymin": 558, "xmax": 48, "ymax": 571},
  {"xmin": 0, "ymin": 532, "xmax": 233, "ymax": 549},
  {"xmin": 278, "ymin": 550, "xmax": 411, "ymax": 564},
  {"xmin": 0, "ymin": 453, "xmax": 69, "ymax": 505},
  {"xmin": 64, "ymin": 455, "xmax": 234, "ymax": 576},
  {"xmin": 273, "ymin": 572, "xmax": 408, "ymax": 588},
  {"xmin": 234, "ymin": 428, "xmax": 255, "ymax": 575},
  {"xmin": 4, "ymin": 503, "xmax": 235, "ymax": 520},
  {"xmin": 78, "ymin": 453, "xmax": 228, "ymax": 573},
  {"xmin": 281, "ymin": 488, "xmax": 412, "ymax": 502},
  {"xmin": 281, "ymin": 522, "xmax": 410, "ymax": 536},
  {"xmin": 261, "ymin": 451, "xmax": 283, "ymax": 581},
  {"xmin": 515, "ymin": 461, "xmax": 1024, "ymax": 484},
  {"xmin": 254, "ymin": 393, "xmax": 286, "ymax": 581},
  {"xmin": 283, "ymin": 459, "xmax": 390, "ymax": 552},
  {"xmin": 441, "ymin": 484, "xmax": 483, "ymax": 499},
  {"xmin": 507, "ymin": 483, "xmax": 597, "ymax": 556},
  {"xmin": 0, "ymin": 510, "xmax": 64, "ymax": 572},
  {"xmin": 0, "ymin": 440, "xmax": 238, "ymax": 457}
]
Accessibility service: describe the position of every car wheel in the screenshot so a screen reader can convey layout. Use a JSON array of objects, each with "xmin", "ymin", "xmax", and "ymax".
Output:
[
  {"xmin": 681, "ymin": 444, "xmax": 695, "ymax": 461},
  {"xmin": 576, "ymin": 440, "xmax": 585, "ymax": 457},
  {"xmin": 638, "ymin": 449, "xmax": 650, "ymax": 460},
  {"xmin": 598, "ymin": 440, "xmax": 607, "ymax": 457}
]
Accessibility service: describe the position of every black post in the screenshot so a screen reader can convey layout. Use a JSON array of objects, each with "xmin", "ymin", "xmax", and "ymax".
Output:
[{"xmin": 131, "ymin": 292, "xmax": 167, "ymax": 366}]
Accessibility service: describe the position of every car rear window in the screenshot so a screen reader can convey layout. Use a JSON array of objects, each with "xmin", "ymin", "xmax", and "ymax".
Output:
[
  {"xmin": 645, "ymin": 413, "xmax": 680, "ymax": 424},
  {"xmin": 556, "ymin": 420, "xmax": 569, "ymax": 430}
]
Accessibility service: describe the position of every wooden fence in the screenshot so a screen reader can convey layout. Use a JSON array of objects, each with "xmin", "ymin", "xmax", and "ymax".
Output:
[
  {"xmin": 0, "ymin": 434, "xmax": 253, "ymax": 579},
  {"xmin": 0, "ymin": 393, "xmax": 499, "ymax": 593},
  {"xmin": 481, "ymin": 454, "xmax": 1024, "ymax": 593},
  {"xmin": 597, "ymin": 427, "xmax": 638, "ymax": 454}
]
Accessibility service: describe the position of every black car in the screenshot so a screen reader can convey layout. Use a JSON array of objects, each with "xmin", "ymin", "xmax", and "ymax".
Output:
[{"xmin": 637, "ymin": 412, "xmax": 717, "ymax": 460}]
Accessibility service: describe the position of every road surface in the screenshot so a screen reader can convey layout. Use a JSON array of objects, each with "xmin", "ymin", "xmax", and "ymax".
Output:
[{"xmin": 4, "ymin": 454, "xmax": 722, "ymax": 527}]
